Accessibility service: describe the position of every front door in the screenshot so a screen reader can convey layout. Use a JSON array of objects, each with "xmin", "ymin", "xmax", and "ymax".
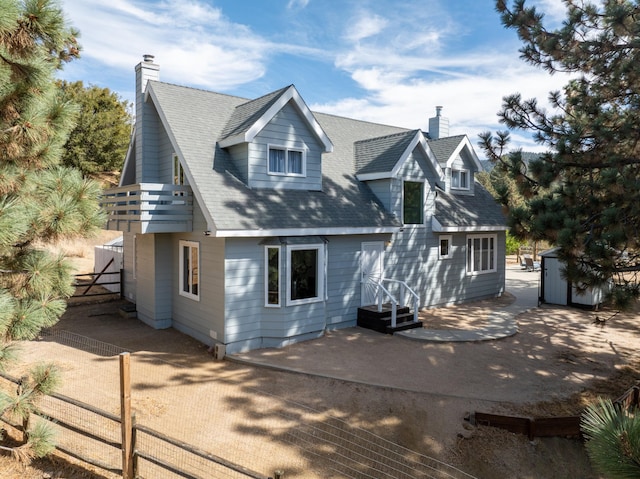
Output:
[{"xmin": 360, "ymin": 241, "xmax": 384, "ymax": 306}]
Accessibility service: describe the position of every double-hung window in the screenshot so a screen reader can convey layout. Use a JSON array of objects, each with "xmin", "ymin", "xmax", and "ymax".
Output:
[
  {"xmin": 451, "ymin": 169, "xmax": 469, "ymax": 190},
  {"xmin": 466, "ymin": 234, "xmax": 496, "ymax": 275},
  {"xmin": 268, "ymin": 146, "xmax": 305, "ymax": 176},
  {"xmin": 403, "ymin": 181, "xmax": 424, "ymax": 225},
  {"xmin": 179, "ymin": 240, "xmax": 200, "ymax": 300}
]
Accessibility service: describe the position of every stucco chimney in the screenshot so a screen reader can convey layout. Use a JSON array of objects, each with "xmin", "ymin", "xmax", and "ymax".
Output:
[
  {"xmin": 428, "ymin": 105, "xmax": 449, "ymax": 140},
  {"xmin": 134, "ymin": 55, "xmax": 159, "ymax": 182}
]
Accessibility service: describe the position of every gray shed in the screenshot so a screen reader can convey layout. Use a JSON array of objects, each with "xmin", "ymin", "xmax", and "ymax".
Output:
[{"xmin": 539, "ymin": 248, "xmax": 606, "ymax": 307}]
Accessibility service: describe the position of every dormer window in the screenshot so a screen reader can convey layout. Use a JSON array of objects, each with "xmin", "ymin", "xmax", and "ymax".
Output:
[
  {"xmin": 451, "ymin": 169, "xmax": 469, "ymax": 190},
  {"xmin": 268, "ymin": 145, "xmax": 305, "ymax": 176}
]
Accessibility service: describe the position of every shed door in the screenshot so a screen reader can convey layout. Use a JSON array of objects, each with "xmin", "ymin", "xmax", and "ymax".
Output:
[
  {"xmin": 544, "ymin": 257, "xmax": 568, "ymax": 305},
  {"xmin": 361, "ymin": 242, "xmax": 384, "ymax": 306}
]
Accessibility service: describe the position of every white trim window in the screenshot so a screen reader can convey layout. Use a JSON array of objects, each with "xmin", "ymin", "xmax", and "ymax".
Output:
[
  {"xmin": 451, "ymin": 169, "xmax": 469, "ymax": 190},
  {"xmin": 286, "ymin": 244, "xmax": 325, "ymax": 306},
  {"xmin": 402, "ymin": 181, "xmax": 424, "ymax": 225},
  {"xmin": 439, "ymin": 235, "xmax": 452, "ymax": 260},
  {"xmin": 268, "ymin": 145, "xmax": 305, "ymax": 176},
  {"xmin": 173, "ymin": 153, "xmax": 186, "ymax": 186},
  {"xmin": 265, "ymin": 245, "xmax": 281, "ymax": 307},
  {"xmin": 466, "ymin": 234, "xmax": 497, "ymax": 275},
  {"xmin": 179, "ymin": 240, "xmax": 200, "ymax": 300}
]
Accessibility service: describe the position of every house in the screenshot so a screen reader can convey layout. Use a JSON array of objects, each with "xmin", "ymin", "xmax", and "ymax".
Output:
[{"xmin": 101, "ymin": 55, "xmax": 507, "ymax": 355}]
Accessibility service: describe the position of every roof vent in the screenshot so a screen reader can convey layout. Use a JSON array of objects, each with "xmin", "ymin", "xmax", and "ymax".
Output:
[{"xmin": 143, "ymin": 54, "xmax": 155, "ymax": 63}]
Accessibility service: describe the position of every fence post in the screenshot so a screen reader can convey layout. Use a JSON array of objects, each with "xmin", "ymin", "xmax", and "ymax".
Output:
[{"xmin": 120, "ymin": 352, "xmax": 133, "ymax": 479}]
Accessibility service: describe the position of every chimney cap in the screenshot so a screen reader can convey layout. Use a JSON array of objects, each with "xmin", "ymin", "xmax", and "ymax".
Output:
[
  {"xmin": 435, "ymin": 105, "xmax": 443, "ymax": 116},
  {"xmin": 143, "ymin": 54, "xmax": 155, "ymax": 63}
]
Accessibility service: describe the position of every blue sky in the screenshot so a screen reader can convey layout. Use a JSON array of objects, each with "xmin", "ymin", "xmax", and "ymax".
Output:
[{"xmin": 58, "ymin": 0, "xmax": 569, "ymax": 154}]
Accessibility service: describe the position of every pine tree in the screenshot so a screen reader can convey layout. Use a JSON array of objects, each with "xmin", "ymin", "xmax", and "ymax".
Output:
[
  {"xmin": 59, "ymin": 80, "xmax": 132, "ymax": 177},
  {"xmin": 479, "ymin": 0, "xmax": 640, "ymax": 308},
  {"xmin": 0, "ymin": 0, "xmax": 104, "ymax": 460}
]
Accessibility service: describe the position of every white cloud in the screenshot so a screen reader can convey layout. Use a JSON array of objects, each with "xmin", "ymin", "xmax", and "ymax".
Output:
[
  {"xmin": 287, "ymin": 0, "xmax": 310, "ymax": 9},
  {"xmin": 345, "ymin": 13, "xmax": 389, "ymax": 42},
  {"xmin": 62, "ymin": 0, "xmax": 269, "ymax": 89},
  {"xmin": 313, "ymin": 53, "xmax": 569, "ymax": 152}
]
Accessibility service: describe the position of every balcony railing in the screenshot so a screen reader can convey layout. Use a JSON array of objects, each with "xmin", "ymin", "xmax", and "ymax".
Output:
[{"xmin": 101, "ymin": 183, "xmax": 193, "ymax": 234}]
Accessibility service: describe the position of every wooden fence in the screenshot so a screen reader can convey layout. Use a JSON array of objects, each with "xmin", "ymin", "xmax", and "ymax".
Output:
[
  {"xmin": 72, "ymin": 258, "xmax": 122, "ymax": 299},
  {"xmin": 0, "ymin": 354, "xmax": 271, "ymax": 479},
  {"xmin": 468, "ymin": 382, "xmax": 640, "ymax": 440}
]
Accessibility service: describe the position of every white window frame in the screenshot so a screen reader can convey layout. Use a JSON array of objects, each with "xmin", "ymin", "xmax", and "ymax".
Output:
[
  {"xmin": 267, "ymin": 144, "xmax": 306, "ymax": 177},
  {"xmin": 173, "ymin": 153, "xmax": 184, "ymax": 185},
  {"xmin": 439, "ymin": 235, "xmax": 453, "ymax": 260},
  {"xmin": 451, "ymin": 168, "xmax": 470, "ymax": 190},
  {"xmin": 264, "ymin": 245, "xmax": 281, "ymax": 308},
  {"xmin": 179, "ymin": 240, "xmax": 200, "ymax": 300},
  {"xmin": 402, "ymin": 180, "xmax": 425, "ymax": 225},
  {"xmin": 286, "ymin": 243, "xmax": 325, "ymax": 306},
  {"xmin": 466, "ymin": 234, "xmax": 497, "ymax": 275}
]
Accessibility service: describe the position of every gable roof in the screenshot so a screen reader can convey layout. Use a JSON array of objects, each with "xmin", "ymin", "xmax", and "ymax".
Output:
[
  {"xmin": 144, "ymin": 80, "xmax": 504, "ymax": 237},
  {"xmin": 146, "ymin": 81, "xmax": 404, "ymax": 237},
  {"xmin": 432, "ymin": 183, "xmax": 507, "ymax": 232},
  {"xmin": 429, "ymin": 135, "xmax": 483, "ymax": 170},
  {"xmin": 217, "ymin": 84, "xmax": 333, "ymax": 153},
  {"xmin": 355, "ymin": 129, "xmax": 444, "ymax": 181}
]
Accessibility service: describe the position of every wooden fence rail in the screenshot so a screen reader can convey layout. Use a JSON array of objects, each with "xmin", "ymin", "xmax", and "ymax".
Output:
[{"xmin": 0, "ymin": 355, "xmax": 271, "ymax": 479}]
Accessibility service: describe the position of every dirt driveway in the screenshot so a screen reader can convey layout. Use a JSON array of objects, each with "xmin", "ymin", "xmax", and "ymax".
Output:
[{"xmin": 7, "ymin": 266, "xmax": 639, "ymax": 478}]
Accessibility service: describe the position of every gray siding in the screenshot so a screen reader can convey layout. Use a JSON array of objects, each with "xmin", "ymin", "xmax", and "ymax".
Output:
[
  {"xmin": 122, "ymin": 232, "xmax": 137, "ymax": 303},
  {"xmin": 248, "ymin": 102, "xmax": 323, "ymax": 190},
  {"xmin": 326, "ymin": 235, "xmax": 388, "ymax": 327},
  {"xmin": 223, "ymin": 238, "xmax": 327, "ymax": 354},
  {"xmin": 156, "ymin": 123, "xmax": 175, "ymax": 184},
  {"xmin": 135, "ymin": 233, "xmax": 172, "ymax": 328},
  {"xmin": 137, "ymin": 101, "xmax": 160, "ymax": 182},
  {"xmin": 381, "ymin": 146, "xmax": 504, "ymax": 308},
  {"xmin": 366, "ymin": 179, "xmax": 392, "ymax": 212},
  {"xmin": 171, "ymin": 234, "xmax": 226, "ymax": 345},
  {"xmin": 227, "ymin": 143, "xmax": 249, "ymax": 184}
]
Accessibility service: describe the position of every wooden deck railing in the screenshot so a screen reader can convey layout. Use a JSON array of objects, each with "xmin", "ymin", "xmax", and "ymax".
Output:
[{"xmin": 101, "ymin": 183, "xmax": 193, "ymax": 234}]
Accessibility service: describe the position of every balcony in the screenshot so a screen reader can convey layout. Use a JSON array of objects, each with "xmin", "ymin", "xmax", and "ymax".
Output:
[{"xmin": 101, "ymin": 183, "xmax": 193, "ymax": 234}]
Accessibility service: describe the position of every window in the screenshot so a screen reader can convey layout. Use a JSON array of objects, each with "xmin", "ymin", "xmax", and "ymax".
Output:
[
  {"xmin": 466, "ymin": 234, "xmax": 497, "ymax": 275},
  {"xmin": 403, "ymin": 181, "xmax": 424, "ymax": 225},
  {"xmin": 268, "ymin": 146, "xmax": 305, "ymax": 176},
  {"xmin": 179, "ymin": 240, "xmax": 200, "ymax": 300},
  {"xmin": 451, "ymin": 169, "xmax": 469, "ymax": 190},
  {"xmin": 173, "ymin": 154, "xmax": 185, "ymax": 186},
  {"xmin": 265, "ymin": 246, "xmax": 280, "ymax": 307},
  {"xmin": 173, "ymin": 153, "xmax": 186, "ymax": 197},
  {"xmin": 439, "ymin": 235, "xmax": 452, "ymax": 260},
  {"xmin": 286, "ymin": 244, "xmax": 325, "ymax": 305}
]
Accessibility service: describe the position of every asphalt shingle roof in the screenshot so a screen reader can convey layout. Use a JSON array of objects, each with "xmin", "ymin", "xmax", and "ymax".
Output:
[
  {"xmin": 147, "ymin": 81, "xmax": 505, "ymax": 233},
  {"xmin": 433, "ymin": 183, "xmax": 506, "ymax": 229},
  {"xmin": 354, "ymin": 130, "xmax": 418, "ymax": 175},
  {"xmin": 428, "ymin": 135, "xmax": 466, "ymax": 166},
  {"xmin": 219, "ymin": 86, "xmax": 290, "ymax": 140}
]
